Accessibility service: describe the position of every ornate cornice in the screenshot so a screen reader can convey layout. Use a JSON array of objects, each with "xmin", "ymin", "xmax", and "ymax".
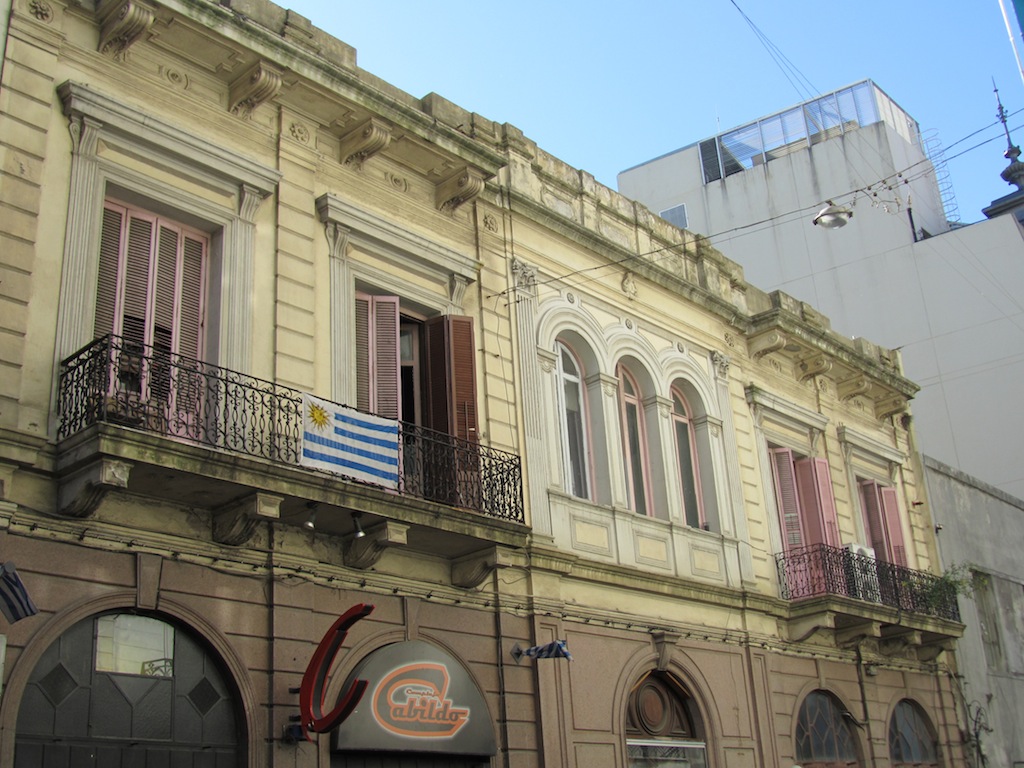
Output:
[
  {"xmin": 229, "ymin": 61, "xmax": 282, "ymax": 118},
  {"xmin": 98, "ymin": 0, "xmax": 155, "ymax": 60},
  {"xmin": 338, "ymin": 117, "xmax": 392, "ymax": 167}
]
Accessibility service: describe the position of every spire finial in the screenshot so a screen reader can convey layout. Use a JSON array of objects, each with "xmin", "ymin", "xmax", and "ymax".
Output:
[{"xmin": 995, "ymin": 81, "xmax": 1024, "ymax": 188}]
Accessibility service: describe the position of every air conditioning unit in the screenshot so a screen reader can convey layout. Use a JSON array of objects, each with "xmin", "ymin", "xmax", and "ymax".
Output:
[
  {"xmin": 844, "ymin": 543, "xmax": 876, "ymax": 559},
  {"xmin": 843, "ymin": 543, "xmax": 881, "ymax": 602}
]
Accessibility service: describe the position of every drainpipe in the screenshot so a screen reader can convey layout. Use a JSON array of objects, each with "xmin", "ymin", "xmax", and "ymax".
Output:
[
  {"xmin": 854, "ymin": 644, "xmax": 879, "ymax": 768},
  {"xmin": 493, "ymin": 570, "xmax": 512, "ymax": 768}
]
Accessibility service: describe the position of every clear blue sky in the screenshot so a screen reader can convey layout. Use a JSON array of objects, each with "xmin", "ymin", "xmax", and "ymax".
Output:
[{"xmin": 285, "ymin": 0, "xmax": 1021, "ymax": 226}]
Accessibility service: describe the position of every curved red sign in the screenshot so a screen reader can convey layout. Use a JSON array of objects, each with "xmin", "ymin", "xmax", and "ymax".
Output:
[
  {"xmin": 372, "ymin": 662, "xmax": 470, "ymax": 738},
  {"xmin": 298, "ymin": 603, "xmax": 374, "ymax": 742}
]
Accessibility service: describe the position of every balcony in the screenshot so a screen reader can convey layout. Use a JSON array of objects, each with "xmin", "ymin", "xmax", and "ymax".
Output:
[
  {"xmin": 56, "ymin": 336, "xmax": 525, "ymax": 566},
  {"xmin": 777, "ymin": 544, "xmax": 960, "ymax": 621}
]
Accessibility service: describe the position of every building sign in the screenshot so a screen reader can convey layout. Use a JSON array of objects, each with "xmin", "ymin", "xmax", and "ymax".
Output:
[{"xmin": 334, "ymin": 639, "xmax": 496, "ymax": 756}]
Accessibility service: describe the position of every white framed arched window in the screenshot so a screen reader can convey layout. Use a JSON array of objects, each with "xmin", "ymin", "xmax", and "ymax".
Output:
[
  {"xmin": 618, "ymin": 364, "xmax": 652, "ymax": 515},
  {"xmin": 671, "ymin": 387, "xmax": 704, "ymax": 528},
  {"xmin": 555, "ymin": 340, "xmax": 591, "ymax": 499}
]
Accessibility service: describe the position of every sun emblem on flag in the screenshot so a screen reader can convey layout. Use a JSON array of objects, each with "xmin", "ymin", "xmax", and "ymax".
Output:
[{"xmin": 308, "ymin": 402, "xmax": 330, "ymax": 432}]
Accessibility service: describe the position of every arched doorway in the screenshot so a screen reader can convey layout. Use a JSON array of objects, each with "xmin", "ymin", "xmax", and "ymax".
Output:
[
  {"xmin": 625, "ymin": 670, "xmax": 708, "ymax": 767},
  {"xmin": 794, "ymin": 690, "xmax": 861, "ymax": 768},
  {"xmin": 15, "ymin": 611, "xmax": 243, "ymax": 766},
  {"xmin": 889, "ymin": 699, "xmax": 939, "ymax": 768}
]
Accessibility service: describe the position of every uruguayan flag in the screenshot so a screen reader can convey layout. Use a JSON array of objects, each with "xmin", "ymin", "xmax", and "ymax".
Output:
[
  {"xmin": 0, "ymin": 562, "xmax": 38, "ymax": 624},
  {"xmin": 301, "ymin": 393, "xmax": 400, "ymax": 490}
]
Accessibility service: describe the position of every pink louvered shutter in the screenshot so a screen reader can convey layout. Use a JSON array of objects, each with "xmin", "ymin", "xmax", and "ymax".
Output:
[
  {"xmin": 353, "ymin": 293, "xmax": 400, "ymax": 419},
  {"xmin": 860, "ymin": 480, "xmax": 889, "ymax": 559},
  {"xmin": 179, "ymin": 234, "xmax": 206, "ymax": 361},
  {"xmin": 771, "ymin": 447, "xmax": 804, "ymax": 551},
  {"xmin": 795, "ymin": 457, "xmax": 840, "ymax": 547},
  {"xmin": 372, "ymin": 296, "xmax": 400, "ymax": 420},
  {"xmin": 122, "ymin": 212, "xmax": 156, "ymax": 352},
  {"xmin": 95, "ymin": 204, "xmax": 124, "ymax": 338},
  {"xmin": 880, "ymin": 486, "xmax": 908, "ymax": 566}
]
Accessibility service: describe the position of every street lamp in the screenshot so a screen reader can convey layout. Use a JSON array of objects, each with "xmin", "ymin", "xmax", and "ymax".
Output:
[{"xmin": 813, "ymin": 201, "xmax": 853, "ymax": 229}]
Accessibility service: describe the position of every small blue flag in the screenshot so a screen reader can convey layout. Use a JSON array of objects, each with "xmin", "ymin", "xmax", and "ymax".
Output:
[
  {"xmin": 0, "ymin": 562, "xmax": 38, "ymax": 624},
  {"xmin": 511, "ymin": 640, "xmax": 572, "ymax": 663}
]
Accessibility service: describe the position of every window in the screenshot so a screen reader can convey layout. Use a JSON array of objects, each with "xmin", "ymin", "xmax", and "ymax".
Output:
[
  {"xmin": 95, "ymin": 614, "xmax": 175, "ymax": 677},
  {"xmin": 672, "ymin": 388, "xmax": 703, "ymax": 528},
  {"xmin": 769, "ymin": 447, "xmax": 840, "ymax": 552},
  {"xmin": 619, "ymin": 364, "xmax": 652, "ymax": 515},
  {"xmin": 858, "ymin": 480, "xmax": 907, "ymax": 565},
  {"xmin": 659, "ymin": 204, "xmax": 688, "ymax": 231},
  {"xmin": 795, "ymin": 690, "xmax": 860, "ymax": 768},
  {"xmin": 889, "ymin": 700, "xmax": 938, "ymax": 768},
  {"xmin": 625, "ymin": 672, "xmax": 707, "ymax": 768},
  {"xmin": 555, "ymin": 341, "xmax": 591, "ymax": 498},
  {"xmin": 354, "ymin": 291, "xmax": 477, "ymax": 440}
]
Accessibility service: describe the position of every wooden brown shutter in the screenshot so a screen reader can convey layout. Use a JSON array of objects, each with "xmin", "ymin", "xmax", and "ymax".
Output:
[
  {"xmin": 425, "ymin": 315, "xmax": 478, "ymax": 441},
  {"xmin": 770, "ymin": 447, "xmax": 804, "ymax": 550},
  {"xmin": 795, "ymin": 457, "xmax": 840, "ymax": 547},
  {"xmin": 880, "ymin": 486, "xmax": 908, "ymax": 566}
]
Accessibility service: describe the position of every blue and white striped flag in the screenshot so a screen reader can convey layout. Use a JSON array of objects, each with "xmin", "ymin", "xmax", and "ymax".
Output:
[
  {"xmin": 300, "ymin": 393, "xmax": 400, "ymax": 490},
  {"xmin": 0, "ymin": 562, "xmax": 38, "ymax": 624},
  {"xmin": 511, "ymin": 639, "xmax": 573, "ymax": 663}
]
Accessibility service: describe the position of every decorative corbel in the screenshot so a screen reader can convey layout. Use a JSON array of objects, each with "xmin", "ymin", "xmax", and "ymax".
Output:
[
  {"xmin": 880, "ymin": 630, "xmax": 922, "ymax": 658},
  {"xmin": 344, "ymin": 520, "xmax": 408, "ymax": 569},
  {"xmin": 838, "ymin": 375, "xmax": 871, "ymax": 401},
  {"xmin": 449, "ymin": 273, "xmax": 470, "ymax": 307},
  {"xmin": 58, "ymin": 458, "xmax": 132, "ymax": 517},
  {"xmin": 436, "ymin": 167, "xmax": 486, "ymax": 213},
  {"xmin": 711, "ymin": 350, "xmax": 730, "ymax": 379},
  {"xmin": 451, "ymin": 547, "xmax": 519, "ymax": 589},
  {"xmin": 749, "ymin": 331, "xmax": 787, "ymax": 360},
  {"xmin": 98, "ymin": 0, "xmax": 155, "ymax": 60},
  {"xmin": 213, "ymin": 492, "xmax": 282, "ymax": 546},
  {"xmin": 799, "ymin": 354, "xmax": 832, "ymax": 381},
  {"xmin": 874, "ymin": 394, "xmax": 909, "ymax": 421},
  {"xmin": 338, "ymin": 117, "xmax": 391, "ymax": 167},
  {"xmin": 651, "ymin": 630, "xmax": 681, "ymax": 671},
  {"xmin": 229, "ymin": 61, "xmax": 282, "ymax": 118}
]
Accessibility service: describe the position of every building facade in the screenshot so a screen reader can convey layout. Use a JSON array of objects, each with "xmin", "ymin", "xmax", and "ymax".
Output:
[{"xmin": 0, "ymin": 1, "xmax": 966, "ymax": 767}]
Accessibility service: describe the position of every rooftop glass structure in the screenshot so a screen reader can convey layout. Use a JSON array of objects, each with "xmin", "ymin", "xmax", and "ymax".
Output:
[{"xmin": 697, "ymin": 80, "xmax": 921, "ymax": 183}]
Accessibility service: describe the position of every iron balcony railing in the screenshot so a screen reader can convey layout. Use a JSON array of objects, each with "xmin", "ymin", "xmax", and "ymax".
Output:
[
  {"xmin": 776, "ymin": 543, "xmax": 960, "ymax": 622},
  {"xmin": 58, "ymin": 335, "xmax": 524, "ymax": 523}
]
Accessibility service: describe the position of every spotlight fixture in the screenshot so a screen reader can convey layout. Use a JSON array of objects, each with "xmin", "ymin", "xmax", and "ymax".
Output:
[
  {"xmin": 812, "ymin": 201, "xmax": 853, "ymax": 229},
  {"xmin": 304, "ymin": 503, "xmax": 317, "ymax": 531},
  {"xmin": 352, "ymin": 512, "xmax": 366, "ymax": 539}
]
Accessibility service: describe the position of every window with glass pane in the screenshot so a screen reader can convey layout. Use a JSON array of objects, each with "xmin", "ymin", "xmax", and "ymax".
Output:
[
  {"xmin": 628, "ymin": 741, "xmax": 708, "ymax": 768},
  {"xmin": 95, "ymin": 614, "xmax": 175, "ymax": 677},
  {"xmin": 795, "ymin": 690, "xmax": 860, "ymax": 767},
  {"xmin": 889, "ymin": 700, "xmax": 938, "ymax": 768},
  {"xmin": 619, "ymin": 366, "xmax": 649, "ymax": 515},
  {"xmin": 556, "ymin": 341, "xmax": 590, "ymax": 498},
  {"xmin": 719, "ymin": 123, "xmax": 762, "ymax": 175},
  {"xmin": 672, "ymin": 390, "xmax": 702, "ymax": 528}
]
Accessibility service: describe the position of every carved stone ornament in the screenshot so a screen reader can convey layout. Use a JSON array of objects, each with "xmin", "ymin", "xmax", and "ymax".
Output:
[
  {"xmin": 289, "ymin": 122, "xmax": 311, "ymax": 144},
  {"xmin": 483, "ymin": 213, "xmax": 499, "ymax": 233},
  {"xmin": 384, "ymin": 172, "xmax": 409, "ymax": 192},
  {"xmin": 30, "ymin": 0, "xmax": 53, "ymax": 21},
  {"xmin": 212, "ymin": 492, "xmax": 282, "ymax": 547},
  {"xmin": 338, "ymin": 117, "xmax": 391, "ymax": 167},
  {"xmin": 798, "ymin": 354, "xmax": 832, "ymax": 382},
  {"xmin": 622, "ymin": 271, "xmax": 638, "ymax": 298},
  {"xmin": 436, "ymin": 167, "xmax": 487, "ymax": 213},
  {"xmin": 838, "ymin": 375, "xmax": 871, "ymax": 401},
  {"xmin": 874, "ymin": 395, "xmax": 909, "ymax": 421},
  {"xmin": 229, "ymin": 61, "xmax": 282, "ymax": 118},
  {"xmin": 452, "ymin": 547, "xmax": 517, "ymax": 589},
  {"xmin": 345, "ymin": 521, "xmax": 408, "ymax": 569},
  {"xmin": 58, "ymin": 458, "xmax": 133, "ymax": 518},
  {"xmin": 749, "ymin": 331, "xmax": 786, "ymax": 360},
  {"xmin": 98, "ymin": 0, "xmax": 155, "ymax": 60},
  {"xmin": 511, "ymin": 258, "xmax": 537, "ymax": 288},
  {"xmin": 712, "ymin": 351, "xmax": 730, "ymax": 378}
]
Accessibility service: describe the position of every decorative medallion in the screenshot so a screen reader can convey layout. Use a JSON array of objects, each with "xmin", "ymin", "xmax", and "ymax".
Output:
[
  {"xmin": 724, "ymin": 332, "xmax": 736, "ymax": 348},
  {"xmin": 289, "ymin": 122, "xmax": 311, "ymax": 144},
  {"xmin": 164, "ymin": 68, "xmax": 188, "ymax": 88},
  {"xmin": 30, "ymin": 0, "xmax": 53, "ymax": 21},
  {"xmin": 384, "ymin": 172, "xmax": 409, "ymax": 193},
  {"xmin": 483, "ymin": 213, "xmax": 499, "ymax": 233},
  {"xmin": 625, "ymin": 318, "xmax": 634, "ymax": 330},
  {"xmin": 622, "ymin": 271, "xmax": 638, "ymax": 298},
  {"xmin": 566, "ymin": 292, "xmax": 576, "ymax": 304},
  {"xmin": 676, "ymin": 341, "xmax": 686, "ymax": 354}
]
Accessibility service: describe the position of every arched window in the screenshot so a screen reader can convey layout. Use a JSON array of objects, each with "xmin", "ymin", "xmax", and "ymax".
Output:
[
  {"xmin": 16, "ymin": 612, "xmax": 243, "ymax": 765},
  {"xmin": 889, "ymin": 700, "xmax": 938, "ymax": 768},
  {"xmin": 671, "ymin": 387, "xmax": 704, "ymax": 528},
  {"xmin": 618, "ymin": 364, "xmax": 652, "ymax": 515},
  {"xmin": 555, "ymin": 340, "xmax": 591, "ymax": 498},
  {"xmin": 795, "ymin": 690, "xmax": 861, "ymax": 768},
  {"xmin": 625, "ymin": 671, "xmax": 707, "ymax": 767}
]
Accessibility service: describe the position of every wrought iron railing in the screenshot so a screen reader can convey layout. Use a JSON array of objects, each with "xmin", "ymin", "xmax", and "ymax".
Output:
[
  {"xmin": 58, "ymin": 335, "xmax": 524, "ymax": 523},
  {"xmin": 776, "ymin": 544, "xmax": 960, "ymax": 621}
]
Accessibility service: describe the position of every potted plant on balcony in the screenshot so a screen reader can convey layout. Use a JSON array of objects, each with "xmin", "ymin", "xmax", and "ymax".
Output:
[{"xmin": 921, "ymin": 563, "xmax": 976, "ymax": 616}]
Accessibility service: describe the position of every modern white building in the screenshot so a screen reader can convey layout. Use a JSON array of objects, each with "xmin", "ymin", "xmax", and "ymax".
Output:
[{"xmin": 619, "ymin": 80, "xmax": 1024, "ymax": 501}]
